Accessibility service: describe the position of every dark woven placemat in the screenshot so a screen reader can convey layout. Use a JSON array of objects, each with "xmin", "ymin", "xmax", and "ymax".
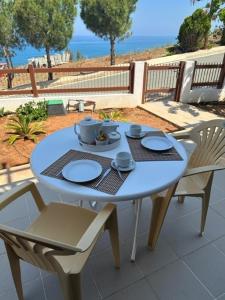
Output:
[
  {"xmin": 126, "ymin": 131, "xmax": 183, "ymax": 162},
  {"xmin": 41, "ymin": 149, "xmax": 130, "ymax": 195}
]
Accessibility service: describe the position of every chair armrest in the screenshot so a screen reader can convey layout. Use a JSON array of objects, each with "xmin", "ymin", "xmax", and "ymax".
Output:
[
  {"xmin": 171, "ymin": 130, "xmax": 191, "ymax": 140},
  {"xmin": 183, "ymin": 165, "xmax": 225, "ymax": 177},
  {"xmin": 76, "ymin": 203, "xmax": 116, "ymax": 252},
  {"xmin": 0, "ymin": 181, "xmax": 46, "ymax": 212},
  {"xmin": 0, "ymin": 224, "xmax": 81, "ymax": 254}
]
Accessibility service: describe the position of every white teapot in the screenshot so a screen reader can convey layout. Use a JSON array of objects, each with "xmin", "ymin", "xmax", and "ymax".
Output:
[{"xmin": 74, "ymin": 116, "xmax": 102, "ymax": 144}]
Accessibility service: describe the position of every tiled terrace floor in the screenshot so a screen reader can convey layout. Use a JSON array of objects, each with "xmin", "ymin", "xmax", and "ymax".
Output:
[
  {"xmin": 139, "ymin": 101, "xmax": 221, "ymax": 129},
  {"xmin": 1, "ymin": 150, "xmax": 225, "ymax": 299}
]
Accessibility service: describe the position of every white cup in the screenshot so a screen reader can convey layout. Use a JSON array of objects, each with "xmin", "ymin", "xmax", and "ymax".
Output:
[
  {"xmin": 130, "ymin": 124, "xmax": 141, "ymax": 136},
  {"xmin": 116, "ymin": 152, "xmax": 132, "ymax": 168}
]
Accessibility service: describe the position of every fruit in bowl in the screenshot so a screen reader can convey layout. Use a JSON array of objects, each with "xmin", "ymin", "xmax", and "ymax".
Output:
[{"xmin": 95, "ymin": 131, "xmax": 109, "ymax": 145}]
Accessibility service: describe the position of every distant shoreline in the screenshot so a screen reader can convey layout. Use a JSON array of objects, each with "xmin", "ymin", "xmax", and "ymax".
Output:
[
  {"xmin": 65, "ymin": 45, "xmax": 173, "ymax": 67},
  {"xmin": 2, "ymin": 35, "xmax": 177, "ymax": 66}
]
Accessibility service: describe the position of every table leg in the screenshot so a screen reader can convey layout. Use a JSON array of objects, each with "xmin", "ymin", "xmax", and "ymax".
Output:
[
  {"xmin": 131, "ymin": 198, "xmax": 142, "ymax": 262},
  {"xmin": 148, "ymin": 195, "xmax": 172, "ymax": 250}
]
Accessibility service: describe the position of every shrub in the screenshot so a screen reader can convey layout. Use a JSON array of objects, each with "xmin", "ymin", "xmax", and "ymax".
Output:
[
  {"xmin": 178, "ymin": 9, "xmax": 211, "ymax": 52},
  {"xmin": 0, "ymin": 107, "xmax": 5, "ymax": 117},
  {"xmin": 6, "ymin": 115, "xmax": 46, "ymax": 144},
  {"xmin": 76, "ymin": 50, "xmax": 85, "ymax": 61},
  {"xmin": 99, "ymin": 110, "xmax": 125, "ymax": 121},
  {"xmin": 16, "ymin": 101, "xmax": 48, "ymax": 121},
  {"xmin": 0, "ymin": 107, "xmax": 13, "ymax": 117}
]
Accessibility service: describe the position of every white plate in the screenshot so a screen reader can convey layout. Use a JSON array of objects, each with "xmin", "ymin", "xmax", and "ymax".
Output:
[
  {"xmin": 62, "ymin": 160, "xmax": 102, "ymax": 183},
  {"xmin": 125, "ymin": 131, "xmax": 146, "ymax": 139},
  {"xmin": 141, "ymin": 136, "xmax": 173, "ymax": 151},
  {"xmin": 111, "ymin": 160, "xmax": 136, "ymax": 172}
]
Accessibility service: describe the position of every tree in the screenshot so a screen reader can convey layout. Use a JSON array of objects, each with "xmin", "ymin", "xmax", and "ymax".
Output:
[
  {"xmin": 80, "ymin": 0, "xmax": 137, "ymax": 65},
  {"xmin": 14, "ymin": 0, "xmax": 77, "ymax": 80},
  {"xmin": 178, "ymin": 9, "xmax": 211, "ymax": 52},
  {"xmin": 219, "ymin": 8, "xmax": 225, "ymax": 43},
  {"xmin": 0, "ymin": 0, "xmax": 22, "ymax": 88},
  {"xmin": 191, "ymin": 0, "xmax": 225, "ymax": 48}
]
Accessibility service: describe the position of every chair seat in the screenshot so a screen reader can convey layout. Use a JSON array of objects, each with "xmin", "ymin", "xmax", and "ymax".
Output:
[
  {"xmin": 27, "ymin": 202, "xmax": 100, "ymax": 274},
  {"xmin": 175, "ymin": 175, "xmax": 205, "ymax": 196}
]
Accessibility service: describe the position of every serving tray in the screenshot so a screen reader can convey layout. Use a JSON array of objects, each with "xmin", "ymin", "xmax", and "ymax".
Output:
[{"xmin": 78, "ymin": 134, "xmax": 121, "ymax": 152}]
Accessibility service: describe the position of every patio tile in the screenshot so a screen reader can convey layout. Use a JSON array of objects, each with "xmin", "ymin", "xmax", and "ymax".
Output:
[
  {"xmin": 25, "ymin": 191, "xmax": 41, "ymax": 216},
  {"xmin": 105, "ymin": 278, "xmax": 158, "ymax": 300},
  {"xmin": 216, "ymin": 293, "xmax": 225, "ymax": 300},
  {"xmin": 135, "ymin": 235, "xmax": 178, "ymax": 275},
  {"xmin": 82, "ymin": 267, "xmax": 102, "ymax": 300},
  {"xmin": 20, "ymin": 261, "xmax": 41, "ymax": 285},
  {"xmin": 92, "ymin": 230, "xmax": 112, "ymax": 257},
  {"xmin": 36, "ymin": 182, "xmax": 61, "ymax": 203},
  {"xmin": 0, "ymin": 254, "xmax": 14, "ymax": 293},
  {"xmin": 42, "ymin": 274, "xmax": 64, "ymax": 300},
  {"xmin": 42, "ymin": 267, "xmax": 101, "ymax": 300},
  {"xmin": 187, "ymin": 208, "xmax": 225, "ymax": 241},
  {"xmin": 214, "ymin": 235, "xmax": 225, "ymax": 254},
  {"xmin": 164, "ymin": 196, "xmax": 201, "ymax": 224},
  {"xmin": 5, "ymin": 215, "xmax": 31, "ymax": 229},
  {"xmin": 22, "ymin": 278, "xmax": 45, "ymax": 300},
  {"xmin": 211, "ymin": 200, "xmax": 225, "ymax": 219},
  {"xmin": 147, "ymin": 260, "xmax": 213, "ymax": 300},
  {"xmin": 0, "ymin": 240, "xmax": 5, "ymax": 255},
  {"xmin": 213, "ymin": 169, "xmax": 225, "ymax": 191},
  {"xmin": 184, "ymin": 244, "xmax": 225, "ymax": 297},
  {"xmin": 89, "ymin": 245, "xmax": 144, "ymax": 298},
  {"xmin": 0, "ymin": 254, "xmax": 41, "ymax": 293},
  {"xmin": 0, "ymin": 216, "xmax": 31, "ymax": 255},
  {"xmin": 209, "ymin": 185, "xmax": 225, "ymax": 204},
  {"xmin": 161, "ymin": 214, "xmax": 209, "ymax": 257},
  {"xmin": 0, "ymin": 289, "xmax": 17, "ymax": 300},
  {"xmin": 0, "ymin": 195, "xmax": 28, "ymax": 224},
  {"xmin": 116, "ymin": 200, "xmax": 152, "ymax": 245}
]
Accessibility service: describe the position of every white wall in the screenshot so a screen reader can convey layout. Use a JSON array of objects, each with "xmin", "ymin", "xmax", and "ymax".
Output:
[
  {"xmin": 179, "ymin": 60, "xmax": 225, "ymax": 103},
  {"xmin": 0, "ymin": 94, "xmax": 139, "ymax": 112}
]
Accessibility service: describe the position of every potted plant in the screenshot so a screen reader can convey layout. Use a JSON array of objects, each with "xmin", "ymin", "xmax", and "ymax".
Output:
[{"xmin": 95, "ymin": 130, "xmax": 109, "ymax": 145}]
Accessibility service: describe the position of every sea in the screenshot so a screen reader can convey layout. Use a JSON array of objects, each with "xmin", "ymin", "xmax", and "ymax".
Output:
[{"xmin": 3, "ymin": 35, "xmax": 176, "ymax": 66}]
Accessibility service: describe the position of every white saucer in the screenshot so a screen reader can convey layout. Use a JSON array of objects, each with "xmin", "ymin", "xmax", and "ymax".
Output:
[
  {"xmin": 62, "ymin": 160, "xmax": 102, "ymax": 183},
  {"xmin": 141, "ymin": 136, "xmax": 173, "ymax": 151},
  {"xmin": 111, "ymin": 160, "xmax": 136, "ymax": 172},
  {"xmin": 125, "ymin": 131, "xmax": 146, "ymax": 139}
]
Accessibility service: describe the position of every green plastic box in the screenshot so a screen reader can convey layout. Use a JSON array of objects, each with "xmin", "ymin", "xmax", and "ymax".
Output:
[{"xmin": 47, "ymin": 99, "xmax": 66, "ymax": 115}]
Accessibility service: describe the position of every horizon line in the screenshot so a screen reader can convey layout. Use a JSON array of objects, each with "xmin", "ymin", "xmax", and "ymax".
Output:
[{"xmin": 72, "ymin": 34, "xmax": 177, "ymax": 37}]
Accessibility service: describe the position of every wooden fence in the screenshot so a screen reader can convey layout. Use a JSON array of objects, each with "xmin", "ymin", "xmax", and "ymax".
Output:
[
  {"xmin": 1, "ymin": 54, "xmax": 225, "ymax": 102},
  {"xmin": 142, "ymin": 61, "xmax": 186, "ymax": 103},
  {"xmin": 191, "ymin": 55, "xmax": 225, "ymax": 89},
  {"xmin": 0, "ymin": 63, "xmax": 135, "ymax": 97}
]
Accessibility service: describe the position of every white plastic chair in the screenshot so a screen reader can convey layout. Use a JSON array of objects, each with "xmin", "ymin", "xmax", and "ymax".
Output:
[{"xmin": 173, "ymin": 119, "xmax": 225, "ymax": 235}]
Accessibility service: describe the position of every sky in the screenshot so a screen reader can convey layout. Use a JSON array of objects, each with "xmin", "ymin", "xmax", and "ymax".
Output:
[{"xmin": 74, "ymin": 0, "xmax": 209, "ymax": 37}]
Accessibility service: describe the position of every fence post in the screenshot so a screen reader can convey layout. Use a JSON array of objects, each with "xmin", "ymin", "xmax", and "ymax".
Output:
[
  {"xmin": 190, "ymin": 61, "xmax": 197, "ymax": 90},
  {"xmin": 129, "ymin": 62, "xmax": 135, "ymax": 93},
  {"xmin": 28, "ymin": 64, "xmax": 38, "ymax": 97},
  {"xmin": 142, "ymin": 62, "xmax": 148, "ymax": 104},
  {"xmin": 217, "ymin": 53, "xmax": 225, "ymax": 89},
  {"xmin": 174, "ymin": 61, "xmax": 186, "ymax": 102}
]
